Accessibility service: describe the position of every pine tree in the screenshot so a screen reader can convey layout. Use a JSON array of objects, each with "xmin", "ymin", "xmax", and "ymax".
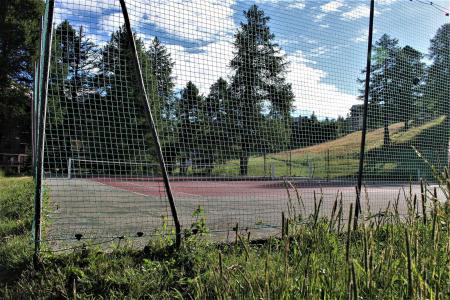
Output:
[
  {"xmin": 46, "ymin": 21, "xmax": 99, "ymax": 173},
  {"xmin": 266, "ymin": 79, "xmax": 294, "ymax": 153},
  {"xmin": 392, "ymin": 45, "xmax": 424, "ymax": 129},
  {"xmin": 205, "ymin": 78, "xmax": 236, "ymax": 165},
  {"xmin": 147, "ymin": 37, "xmax": 175, "ymax": 120},
  {"xmin": 176, "ymin": 81, "xmax": 207, "ymax": 175},
  {"xmin": 230, "ymin": 5, "xmax": 293, "ymax": 175},
  {"xmin": 147, "ymin": 37, "xmax": 177, "ymax": 172},
  {"xmin": 424, "ymin": 24, "xmax": 450, "ymax": 168},
  {"xmin": 360, "ymin": 35, "xmax": 425, "ymax": 143},
  {"xmin": 0, "ymin": 0, "xmax": 43, "ymax": 159},
  {"xmin": 425, "ymin": 24, "xmax": 450, "ymax": 120},
  {"xmin": 99, "ymin": 26, "xmax": 159, "ymax": 167},
  {"xmin": 359, "ymin": 34, "xmax": 400, "ymax": 145}
]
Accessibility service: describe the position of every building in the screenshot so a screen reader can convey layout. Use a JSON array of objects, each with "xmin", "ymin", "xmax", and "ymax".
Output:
[{"xmin": 349, "ymin": 104, "xmax": 364, "ymax": 131}]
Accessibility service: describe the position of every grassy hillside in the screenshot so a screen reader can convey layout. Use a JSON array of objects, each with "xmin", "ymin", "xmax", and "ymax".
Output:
[{"xmin": 212, "ymin": 116, "xmax": 446, "ymax": 179}]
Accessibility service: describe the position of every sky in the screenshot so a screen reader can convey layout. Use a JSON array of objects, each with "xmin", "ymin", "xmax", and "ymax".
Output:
[{"xmin": 53, "ymin": 0, "xmax": 450, "ymax": 119}]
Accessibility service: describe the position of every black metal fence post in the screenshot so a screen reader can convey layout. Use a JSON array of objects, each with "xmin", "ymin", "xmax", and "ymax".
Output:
[
  {"xmin": 33, "ymin": 0, "xmax": 54, "ymax": 267},
  {"xmin": 119, "ymin": 0, "xmax": 182, "ymax": 249},
  {"xmin": 355, "ymin": 0, "xmax": 375, "ymax": 229}
]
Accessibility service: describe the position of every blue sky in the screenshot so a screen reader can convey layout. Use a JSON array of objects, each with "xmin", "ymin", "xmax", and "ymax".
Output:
[{"xmin": 54, "ymin": 0, "xmax": 450, "ymax": 118}]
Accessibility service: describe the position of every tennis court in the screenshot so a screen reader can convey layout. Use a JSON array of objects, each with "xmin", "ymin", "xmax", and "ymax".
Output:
[{"xmin": 45, "ymin": 176, "xmax": 443, "ymax": 246}]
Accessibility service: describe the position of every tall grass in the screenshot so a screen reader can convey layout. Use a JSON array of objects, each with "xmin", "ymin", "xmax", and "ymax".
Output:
[
  {"xmin": 0, "ymin": 177, "xmax": 34, "ymax": 285},
  {"xmin": 1, "ymin": 172, "xmax": 450, "ymax": 298}
]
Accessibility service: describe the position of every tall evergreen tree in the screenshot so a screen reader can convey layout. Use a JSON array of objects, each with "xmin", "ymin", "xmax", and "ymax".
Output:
[
  {"xmin": 176, "ymin": 81, "xmax": 207, "ymax": 175},
  {"xmin": 147, "ymin": 37, "xmax": 177, "ymax": 171},
  {"xmin": 0, "ymin": 0, "xmax": 43, "ymax": 89},
  {"xmin": 99, "ymin": 26, "xmax": 159, "ymax": 166},
  {"xmin": 0, "ymin": 0, "xmax": 43, "ymax": 157},
  {"xmin": 46, "ymin": 21, "xmax": 99, "ymax": 173},
  {"xmin": 392, "ymin": 45, "xmax": 424, "ymax": 129},
  {"xmin": 266, "ymin": 79, "xmax": 294, "ymax": 153},
  {"xmin": 230, "ymin": 5, "xmax": 293, "ymax": 175},
  {"xmin": 424, "ymin": 23, "xmax": 450, "ymax": 167},
  {"xmin": 147, "ymin": 37, "xmax": 175, "ymax": 120},
  {"xmin": 424, "ymin": 24, "xmax": 450, "ymax": 120},
  {"xmin": 205, "ymin": 77, "xmax": 236, "ymax": 165},
  {"xmin": 359, "ymin": 34, "xmax": 400, "ymax": 145},
  {"xmin": 360, "ymin": 35, "xmax": 424, "ymax": 143}
]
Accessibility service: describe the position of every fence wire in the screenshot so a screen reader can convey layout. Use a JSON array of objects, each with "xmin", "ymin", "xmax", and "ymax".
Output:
[{"xmin": 38, "ymin": 0, "xmax": 450, "ymax": 247}]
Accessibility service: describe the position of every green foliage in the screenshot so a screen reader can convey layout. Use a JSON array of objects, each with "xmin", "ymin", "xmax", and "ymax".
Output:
[
  {"xmin": 360, "ymin": 35, "xmax": 425, "ymax": 141},
  {"xmin": 189, "ymin": 206, "xmax": 208, "ymax": 236},
  {"xmin": 0, "ymin": 177, "xmax": 34, "ymax": 274},
  {"xmin": 45, "ymin": 21, "xmax": 99, "ymax": 174},
  {"xmin": 2, "ymin": 176, "xmax": 450, "ymax": 298},
  {"xmin": 0, "ymin": 177, "xmax": 34, "ymax": 238},
  {"xmin": 230, "ymin": 5, "xmax": 294, "ymax": 175},
  {"xmin": 176, "ymin": 81, "xmax": 211, "ymax": 174},
  {"xmin": 0, "ymin": 0, "xmax": 43, "ymax": 163},
  {"xmin": 0, "ymin": 0, "xmax": 43, "ymax": 89},
  {"xmin": 45, "ymin": 22, "xmax": 164, "ymax": 175},
  {"xmin": 425, "ymin": 23, "xmax": 450, "ymax": 120}
]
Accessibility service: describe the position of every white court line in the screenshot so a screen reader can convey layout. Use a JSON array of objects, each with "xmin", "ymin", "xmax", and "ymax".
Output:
[
  {"xmin": 123, "ymin": 180, "xmax": 205, "ymax": 198},
  {"xmin": 96, "ymin": 179, "xmax": 204, "ymax": 198},
  {"xmin": 88, "ymin": 179, "xmax": 155, "ymax": 198}
]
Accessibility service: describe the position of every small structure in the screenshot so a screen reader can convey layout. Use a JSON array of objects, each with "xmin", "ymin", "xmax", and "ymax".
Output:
[{"xmin": 350, "ymin": 104, "xmax": 364, "ymax": 131}]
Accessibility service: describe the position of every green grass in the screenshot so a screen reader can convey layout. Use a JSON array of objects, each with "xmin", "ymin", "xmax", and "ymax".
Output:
[
  {"xmin": 0, "ymin": 177, "xmax": 34, "ymax": 282},
  {"xmin": 1, "ymin": 176, "xmax": 450, "ymax": 299},
  {"xmin": 210, "ymin": 116, "xmax": 446, "ymax": 179}
]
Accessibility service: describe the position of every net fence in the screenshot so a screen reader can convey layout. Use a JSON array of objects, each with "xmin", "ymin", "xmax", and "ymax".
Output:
[{"xmin": 37, "ymin": 0, "xmax": 450, "ymax": 247}]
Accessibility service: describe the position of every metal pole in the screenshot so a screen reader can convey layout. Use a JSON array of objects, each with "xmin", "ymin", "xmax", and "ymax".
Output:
[
  {"xmin": 32, "ymin": 61, "xmax": 37, "ymax": 167},
  {"xmin": 327, "ymin": 149, "xmax": 330, "ymax": 181},
  {"xmin": 67, "ymin": 158, "xmax": 72, "ymax": 180},
  {"xmin": 33, "ymin": 17, "xmax": 44, "ymax": 169},
  {"xmin": 264, "ymin": 152, "xmax": 266, "ymax": 176},
  {"xmin": 289, "ymin": 150, "xmax": 292, "ymax": 176},
  {"xmin": 355, "ymin": 0, "xmax": 375, "ymax": 229},
  {"xmin": 33, "ymin": 0, "xmax": 54, "ymax": 267},
  {"xmin": 119, "ymin": 0, "xmax": 182, "ymax": 248}
]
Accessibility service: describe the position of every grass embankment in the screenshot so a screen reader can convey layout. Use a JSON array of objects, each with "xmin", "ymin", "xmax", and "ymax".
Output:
[
  {"xmin": 0, "ymin": 177, "xmax": 34, "ymax": 279},
  {"xmin": 1, "ymin": 176, "xmax": 450, "ymax": 298},
  {"xmin": 213, "ymin": 116, "xmax": 446, "ymax": 179}
]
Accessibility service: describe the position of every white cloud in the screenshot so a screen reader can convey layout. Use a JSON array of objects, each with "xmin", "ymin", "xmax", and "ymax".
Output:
[
  {"xmin": 167, "ymin": 39, "xmax": 234, "ymax": 95},
  {"xmin": 167, "ymin": 43, "xmax": 356, "ymax": 119},
  {"xmin": 143, "ymin": 0, "xmax": 236, "ymax": 42},
  {"xmin": 321, "ymin": 0, "xmax": 344, "ymax": 12},
  {"xmin": 100, "ymin": 12, "xmax": 124, "ymax": 32},
  {"xmin": 341, "ymin": 5, "xmax": 379, "ymax": 21},
  {"xmin": 314, "ymin": 13, "xmax": 326, "ymax": 22},
  {"xmin": 96, "ymin": 0, "xmax": 236, "ymax": 43},
  {"xmin": 256, "ymin": 0, "xmax": 305, "ymax": 6},
  {"xmin": 289, "ymin": 50, "xmax": 316, "ymax": 64},
  {"xmin": 287, "ymin": 51, "xmax": 358, "ymax": 118},
  {"xmin": 352, "ymin": 29, "xmax": 377, "ymax": 43},
  {"xmin": 377, "ymin": 0, "xmax": 399, "ymax": 5},
  {"xmin": 288, "ymin": 1, "xmax": 306, "ymax": 10},
  {"xmin": 310, "ymin": 46, "xmax": 329, "ymax": 57},
  {"xmin": 58, "ymin": 0, "xmax": 116, "ymax": 13}
]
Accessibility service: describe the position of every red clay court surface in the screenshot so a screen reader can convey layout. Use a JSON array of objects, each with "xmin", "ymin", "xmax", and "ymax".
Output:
[{"xmin": 93, "ymin": 178, "xmax": 306, "ymax": 197}]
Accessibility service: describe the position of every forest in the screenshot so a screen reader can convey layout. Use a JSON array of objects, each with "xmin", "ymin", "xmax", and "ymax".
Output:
[{"xmin": 2, "ymin": 2, "xmax": 450, "ymax": 177}]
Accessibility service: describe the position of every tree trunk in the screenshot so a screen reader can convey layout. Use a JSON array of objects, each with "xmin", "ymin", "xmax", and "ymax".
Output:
[
  {"xmin": 240, "ymin": 155, "xmax": 248, "ymax": 176},
  {"xmin": 180, "ymin": 158, "xmax": 188, "ymax": 176},
  {"xmin": 384, "ymin": 115, "xmax": 390, "ymax": 146}
]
